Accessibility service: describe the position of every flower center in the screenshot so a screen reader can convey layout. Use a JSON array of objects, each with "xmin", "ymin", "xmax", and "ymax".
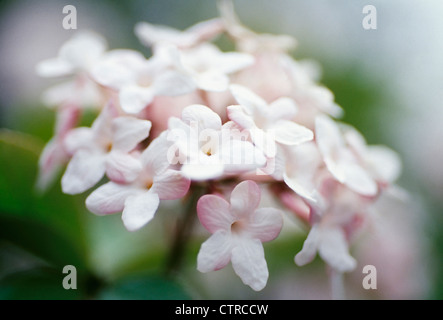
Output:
[
  {"xmin": 230, "ymin": 220, "xmax": 244, "ymax": 234},
  {"xmin": 145, "ymin": 180, "xmax": 153, "ymax": 190}
]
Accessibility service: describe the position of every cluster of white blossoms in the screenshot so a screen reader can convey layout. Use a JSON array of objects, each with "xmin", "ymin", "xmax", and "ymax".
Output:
[{"xmin": 36, "ymin": 1, "xmax": 401, "ymax": 291}]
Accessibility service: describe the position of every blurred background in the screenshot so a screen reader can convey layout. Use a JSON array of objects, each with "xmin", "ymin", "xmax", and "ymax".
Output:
[{"xmin": 0, "ymin": 0, "xmax": 442, "ymax": 299}]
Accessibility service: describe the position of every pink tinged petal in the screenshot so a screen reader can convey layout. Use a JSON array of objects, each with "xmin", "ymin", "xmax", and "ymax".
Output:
[
  {"xmin": 342, "ymin": 163, "xmax": 378, "ymax": 196},
  {"xmin": 196, "ymin": 71, "xmax": 229, "ymax": 92},
  {"xmin": 61, "ymin": 150, "xmax": 106, "ymax": 194},
  {"xmin": 247, "ymin": 208, "xmax": 283, "ymax": 242},
  {"xmin": 231, "ymin": 238, "xmax": 268, "ymax": 291},
  {"xmin": 36, "ymin": 138, "xmax": 68, "ymax": 192},
  {"xmin": 197, "ymin": 194, "xmax": 233, "ymax": 233},
  {"xmin": 197, "ymin": 230, "xmax": 233, "ymax": 272},
  {"xmin": 111, "ymin": 117, "xmax": 152, "ymax": 152},
  {"xmin": 152, "ymin": 70, "xmax": 196, "ymax": 96},
  {"xmin": 270, "ymin": 120, "xmax": 314, "ymax": 146},
  {"xmin": 182, "ymin": 104, "xmax": 222, "ymax": 130},
  {"xmin": 294, "ymin": 224, "xmax": 320, "ymax": 267},
  {"xmin": 119, "ymin": 85, "xmax": 154, "ymax": 114},
  {"xmin": 230, "ymin": 180, "xmax": 261, "ymax": 218},
  {"xmin": 105, "ymin": 151, "xmax": 143, "ymax": 183},
  {"xmin": 151, "ymin": 169, "xmax": 190, "ymax": 200},
  {"xmin": 229, "ymin": 84, "xmax": 267, "ymax": 115},
  {"xmin": 318, "ymin": 227, "xmax": 357, "ymax": 273},
  {"xmin": 226, "ymin": 105, "xmax": 255, "ymax": 130},
  {"xmin": 85, "ymin": 182, "xmax": 137, "ymax": 215},
  {"xmin": 122, "ymin": 191, "xmax": 160, "ymax": 231},
  {"xmin": 35, "ymin": 58, "xmax": 75, "ymax": 77},
  {"xmin": 366, "ymin": 145, "xmax": 402, "ymax": 183}
]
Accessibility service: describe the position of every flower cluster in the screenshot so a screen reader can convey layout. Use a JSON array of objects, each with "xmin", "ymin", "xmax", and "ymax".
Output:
[{"xmin": 36, "ymin": 1, "xmax": 401, "ymax": 291}]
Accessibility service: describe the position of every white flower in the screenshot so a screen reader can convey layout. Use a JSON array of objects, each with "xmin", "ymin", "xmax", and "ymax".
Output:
[
  {"xmin": 135, "ymin": 18, "xmax": 224, "ymax": 49},
  {"xmin": 282, "ymin": 142, "xmax": 322, "ymax": 202},
  {"xmin": 85, "ymin": 132, "xmax": 190, "ymax": 231},
  {"xmin": 91, "ymin": 47, "xmax": 196, "ymax": 114},
  {"xmin": 197, "ymin": 180, "xmax": 283, "ymax": 291},
  {"xmin": 167, "ymin": 104, "xmax": 266, "ymax": 180},
  {"xmin": 295, "ymin": 223, "xmax": 357, "ymax": 273},
  {"xmin": 36, "ymin": 31, "xmax": 107, "ymax": 77},
  {"xmin": 177, "ymin": 43, "xmax": 255, "ymax": 92},
  {"xmin": 228, "ymin": 84, "xmax": 314, "ymax": 157},
  {"xmin": 315, "ymin": 115, "xmax": 379, "ymax": 196},
  {"xmin": 61, "ymin": 103, "xmax": 152, "ymax": 194}
]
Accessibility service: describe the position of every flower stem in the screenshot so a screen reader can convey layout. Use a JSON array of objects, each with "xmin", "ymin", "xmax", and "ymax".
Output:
[
  {"xmin": 164, "ymin": 184, "xmax": 205, "ymax": 277},
  {"xmin": 329, "ymin": 267, "xmax": 346, "ymax": 300}
]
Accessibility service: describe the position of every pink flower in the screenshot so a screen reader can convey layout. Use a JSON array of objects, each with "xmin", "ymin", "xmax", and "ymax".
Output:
[
  {"xmin": 61, "ymin": 103, "xmax": 152, "ymax": 194},
  {"xmin": 85, "ymin": 132, "xmax": 190, "ymax": 231},
  {"xmin": 197, "ymin": 180, "xmax": 283, "ymax": 291}
]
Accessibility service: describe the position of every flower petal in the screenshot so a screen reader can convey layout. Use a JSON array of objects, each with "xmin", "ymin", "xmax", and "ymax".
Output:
[
  {"xmin": 195, "ymin": 71, "xmax": 229, "ymax": 92},
  {"xmin": 231, "ymin": 238, "xmax": 268, "ymax": 291},
  {"xmin": 229, "ymin": 84, "xmax": 267, "ymax": 115},
  {"xmin": 182, "ymin": 104, "xmax": 222, "ymax": 131},
  {"xmin": 86, "ymin": 181, "xmax": 137, "ymax": 215},
  {"xmin": 342, "ymin": 163, "xmax": 378, "ymax": 196},
  {"xmin": 226, "ymin": 105, "xmax": 255, "ymax": 130},
  {"xmin": 111, "ymin": 117, "xmax": 152, "ymax": 152},
  {"xmin": 120, "ymin": 85, "xmax": 155, "ymax": 114},
  {"xmin": 214, "ymin": 52, "xmax": 255, "ymax": 74},
  {"xmin": 270, "ymin": 120, "xmax": 313, "ymax": 146},
  {"xmin": 63, "ymin": 127, "xmax": 94, "ymax": 155},
  {"xmin": 181, "ymin": 161, "xmax": 225, "ymax": 181},
  {"xmin": 105, "ymin": 151, "xmax": 143, "ymax": 183},
  {"xmin": 221, "ymin": 139, "xmax": 266, "ymax": 174},
  {"xmin": 153, "ymin": 70, "xmax": 196, "ymax": 96},
  {"xmin": 151, "ymin": 169, "xmax": 190, "ymax": 200},
  {"xmin": 61, "ymin": 150, "xmax": 106, "ymax": 194},
  {"xmin": 247, "ymin": 207, "xmax": 283, "ymax": 242},
  {"xmin": 197, "ymin": 194, "xmax": 233, "ymax": 233},
  {"xmin": 268, "ymin": 97, "xmax": 298, "ymax": 121},
  {"xmin": 122, "ymin": 191, "xmax": 160, "ymax": 231},
  {"xmin": 366, "ymin": 145, "xmax": 402, "ymax": 183},
  {"xmin": 141, "ymin": 132, "xmax": 172, "ymax": 176},
  {"xmin": 315, "ymin": 115, "xmax": 344, "ymax": 159},
  {"xmin": 35, "ymin": 58, "xmax": 75, "ymax": 78},
  {"xmin": 318, "ymin": 227, "xmax": 357, "ymax": 273},
  {"xmin": 294, "ymin": 224, "xmax": 320, "ymax": 267},
  {"xmin": 230, "ymin": 180, "xmax": 261, "ymax": 218},
  {"xmin": 197, "ymin": 230, "xmax": 233, "ymax": 272}
]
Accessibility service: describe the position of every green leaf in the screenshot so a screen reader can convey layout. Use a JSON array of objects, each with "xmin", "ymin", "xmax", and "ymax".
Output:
[
  {"xmin": 0, "ymin": 130, "xmax": 89, "ymax": 271},
  {"xmin": 0, "ymin": 267, "xmax": 83, "ymax": 300},
  {"xmin": 97, "ymin": 274, "xmax": 192, "ymax": 300}
]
